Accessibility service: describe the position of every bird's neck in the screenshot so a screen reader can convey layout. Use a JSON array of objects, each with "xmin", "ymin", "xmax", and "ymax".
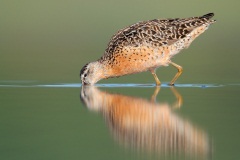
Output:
[
  {"xmin": 99, "ymin": 62, "xmax": 114, "ymax": 79},
  {"xmin": 96, "ymin": 60, "xmax": 123, "ymax": 81}
]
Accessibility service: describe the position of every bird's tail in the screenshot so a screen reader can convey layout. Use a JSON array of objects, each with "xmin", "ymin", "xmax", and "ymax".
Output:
[
  {"xmin": 200, "ymin": 13, "xmax": 214, "ymax": 19},
  {"xmin": 200, "ymin": 13, "xmax": 216, "ymax": 24}
]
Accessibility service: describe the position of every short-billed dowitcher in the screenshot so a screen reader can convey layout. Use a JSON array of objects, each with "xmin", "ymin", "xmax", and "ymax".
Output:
[{"xmin": 80, "ymin": 13, "xmax": 216, "ymax": 85}]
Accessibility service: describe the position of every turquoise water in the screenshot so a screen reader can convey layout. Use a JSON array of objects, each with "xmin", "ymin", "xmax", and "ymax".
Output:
[{"xmin": 1, "ymin": 82, "xmax": 240, "ymax": 160}]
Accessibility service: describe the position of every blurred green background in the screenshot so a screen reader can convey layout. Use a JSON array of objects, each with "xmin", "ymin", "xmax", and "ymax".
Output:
[
  {"xmin": 1, "ymin": 0, "xmax": 239, "ymax": 84},
  {"xmin": 1, "ymin": 1, "xmax": 240, "ymax": 160},
  {"xmin": 0, "ymin": 0, "xmax": 240, "ymax": 160}
]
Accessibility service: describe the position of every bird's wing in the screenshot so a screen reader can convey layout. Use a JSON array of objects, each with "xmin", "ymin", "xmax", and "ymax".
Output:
[{"xmin": 103, "ymin": 13, "xmax": 215, "ymax": 57}]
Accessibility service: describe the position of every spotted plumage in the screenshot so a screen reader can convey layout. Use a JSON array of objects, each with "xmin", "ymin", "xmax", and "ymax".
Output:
[{"xmin": 80, "ymin": 13, "xmax": 216, "ymax": 85}]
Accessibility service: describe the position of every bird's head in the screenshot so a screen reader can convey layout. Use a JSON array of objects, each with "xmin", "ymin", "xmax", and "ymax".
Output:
[{"xmin": 80, "ymin": 61, "xmax": 103, "ymax": 85}]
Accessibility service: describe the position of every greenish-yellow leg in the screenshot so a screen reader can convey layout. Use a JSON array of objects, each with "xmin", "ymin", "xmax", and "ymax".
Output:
[
  {"xmin": 169, "ymin": 61, "xmax": 183, "ymax": 85},
  {"xmin": 150, "ymin": 69, "xmax": 161, "ymax": 86}
]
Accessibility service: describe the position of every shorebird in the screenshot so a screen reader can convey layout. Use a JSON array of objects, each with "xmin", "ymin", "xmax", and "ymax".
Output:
[{"xmin": 80, "ymin": 13, "xmax": 216, "ymax": 85}]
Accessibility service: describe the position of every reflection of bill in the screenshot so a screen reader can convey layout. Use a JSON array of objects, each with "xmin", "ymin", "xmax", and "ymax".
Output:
[{"xmin": 80, "ymin": 86, "xmax": 211, "ymax": 158}]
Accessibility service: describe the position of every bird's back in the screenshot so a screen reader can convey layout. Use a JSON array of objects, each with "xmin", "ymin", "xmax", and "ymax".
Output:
[{"xmin": 103, "ymin": 13, "xmax": 215, "ymax": 58}]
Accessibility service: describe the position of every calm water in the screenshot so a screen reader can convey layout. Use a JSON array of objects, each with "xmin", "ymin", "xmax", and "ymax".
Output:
[{"xmin": 1, "ymin": 82, "xmax": 240, "ymax": 160}]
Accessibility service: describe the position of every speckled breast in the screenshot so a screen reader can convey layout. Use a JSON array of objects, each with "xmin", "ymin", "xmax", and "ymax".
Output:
[{"xmin": 106, "ymin": 44, "xmax": 180, "ymax": 77}]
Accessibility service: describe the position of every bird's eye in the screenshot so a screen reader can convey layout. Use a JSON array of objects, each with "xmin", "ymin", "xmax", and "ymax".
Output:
[{"xmin": 84, "ymin": 74, "xmax": 87, "ymax": 77}]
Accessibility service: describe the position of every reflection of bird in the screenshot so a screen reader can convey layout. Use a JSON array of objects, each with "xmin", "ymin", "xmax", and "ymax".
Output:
[
  {"xmin": 80, "ymin": 86, "xmax": 210, "ymax": 158},
  {"xmin": 80, "ymin": 13, "xmax": 216, "ymax": 85}
]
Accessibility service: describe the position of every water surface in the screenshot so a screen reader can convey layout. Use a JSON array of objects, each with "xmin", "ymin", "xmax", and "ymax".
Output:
[{"xmin": 1, "ymin": 82, "xmax": 240, "ymax": 160}]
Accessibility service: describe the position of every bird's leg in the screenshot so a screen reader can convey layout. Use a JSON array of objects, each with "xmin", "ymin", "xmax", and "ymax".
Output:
[
  {"xmin": 169, "ymin": 61, "xmax": 183, "ymax": 86},
  {"xmin": 150, "ymin": 69, "xmax": 161, "ymax": 86}
]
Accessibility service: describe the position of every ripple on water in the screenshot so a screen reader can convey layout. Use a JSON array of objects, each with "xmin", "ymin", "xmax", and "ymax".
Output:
[{"xmin": 0, "ymin": 82, "xmax": 230, "ymax": 88}]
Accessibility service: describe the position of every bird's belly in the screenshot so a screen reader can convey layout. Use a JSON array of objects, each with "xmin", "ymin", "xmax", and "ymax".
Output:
[{"xmin": 108, "ymin": 45, "xmax": 178, "ymax": 77}]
